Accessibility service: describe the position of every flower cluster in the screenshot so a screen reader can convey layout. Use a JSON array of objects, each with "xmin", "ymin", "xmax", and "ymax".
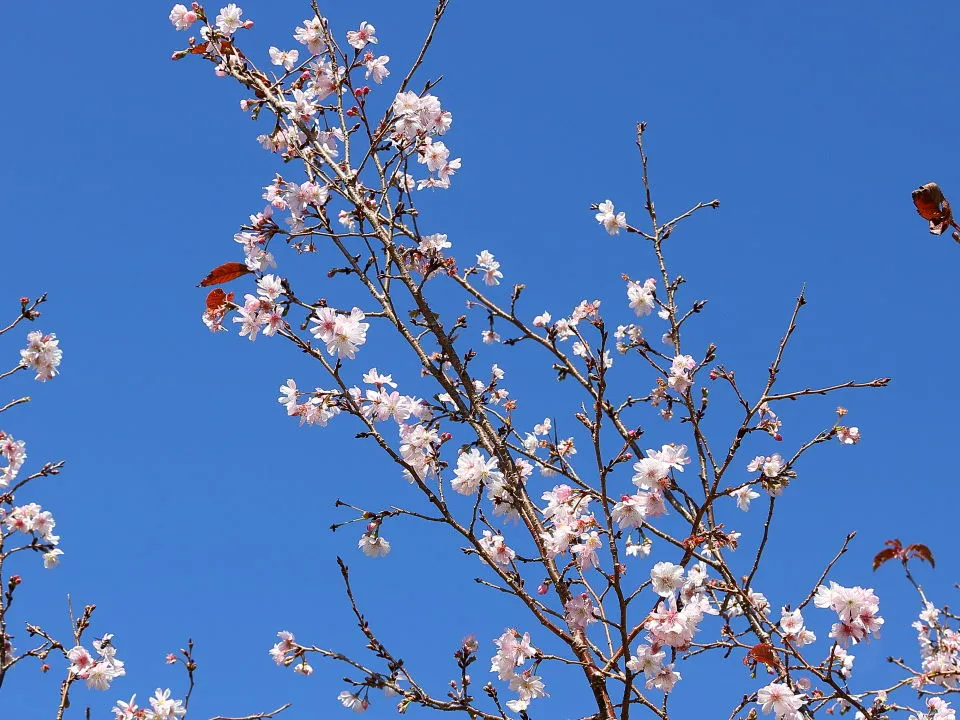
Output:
[
  {"xmin": 20, "ymin": 330, "xmax": 62, "ymax": 382},
  {"xmin": 0, "ymin": 432, "xmax": 26, "ymax": 487},
  {"xmin": 814, "ymin": 581, "xmax": 884, "ymax": 646},
  {"xmin": 391, "ymin": 91, "xmax": 459, "ymax": 189},
  {"xmin": 756, "ymin": 681, "xmax": 806, "ymax": 720},
  {"xmin": 2, "ymin": 502, "xmax": 61, "ymax": 567},
  {"xmin": 490, "ymin": 629, "xmax": 546, "ymax": 712},
  {"xmin": 564, "ymin": 592, "xmax": 599, "ymax": 633},
  {"xmin": 914, "ymin": 603, "xmax": 960, "ymax": 689},
  {"xmin": 67, "ymin": 635, "xmax": 125, "ymax": 691},
  {"xmin": 643, "ymin": 561, "xmax": 716, "ymax": 652},
  {"xmin": 627, "ymin": 278, "xmax": 656, "ymax": 317},
  {"xmin": 626, "ymin": 644, "xmax": 681, "ymax": 692},
  {"xmin": 539, "ymin": 484, "xmax": 596, "ymax": 563},
  {"xmin": 278, "ymin": 379, "xmax": 341, "ymax": 426},
  {"xmin": 113, "ymin": 688, "xmax": 187, "ymax": 720},
  {"xmin": 309, "ymin": 307, "xmax": 370, "ymax": 359},
  {"xmin": 233, "ymin": 276, "xmax": 287, "ymax": 341},
  {"xmin": 595, "ymin": 200, "xmax": 627, "ymax": 235},
  {"xmin": 474, "ymin": 250, "xmax": 502, "ymax": 287}
]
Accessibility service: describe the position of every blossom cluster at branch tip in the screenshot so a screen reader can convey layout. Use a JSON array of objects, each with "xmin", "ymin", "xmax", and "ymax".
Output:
[
  {"xmin": 67, "ymin": 635, "xmax": 125, "ymax": 691},
  {"xmin": 595, "ymin": 200, "xmax": 627, "ymax": 235},
  {"xmin": 2, "ymin": 500, "xmax": 62, "ymax": 568},
  {"xmin": 814, "ymin": 581, "xmax": 884, "ymax": 646},
  {"xmin": 113, "ymin": 688, "xmax": 187, "ymax": 720},
  {"xmin": 0, "ymin": 432, "xmax": 27, "ymax": 488},
  {"xmin": 489, "ymin": 629, "xmax": 546, "ymax": 712},
  {"xmin": 20, "ymin": 330, "xmax": 62, "ymax": 381}
]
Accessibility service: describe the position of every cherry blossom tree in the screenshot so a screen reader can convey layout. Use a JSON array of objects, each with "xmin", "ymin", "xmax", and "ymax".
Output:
[{"xmin": 4, "ymin": 2, "xmax": 940, "ymax": 719}]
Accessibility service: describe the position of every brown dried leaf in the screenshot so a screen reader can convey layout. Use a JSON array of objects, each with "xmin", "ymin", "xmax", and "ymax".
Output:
[
  {"xmin": 198, "ymin": 262, "xmax": 253, "ymax": 288},
  {"xmin": 912, "ymin": 183, "xmax": 956, "ymax": 235}
]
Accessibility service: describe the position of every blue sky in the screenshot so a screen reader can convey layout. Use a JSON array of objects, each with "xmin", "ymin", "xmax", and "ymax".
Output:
[{"xmin": 3, "ymin": 1, "xmax": 959, "ymax": 718}]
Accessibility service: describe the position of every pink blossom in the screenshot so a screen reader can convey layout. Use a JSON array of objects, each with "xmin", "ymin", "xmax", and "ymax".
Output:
[
  {"xmin": 756, "ymin": 682, "xmax": 805, "ymax": 720},
  {"xmin": 346, "ymin": 21, "xmax": 377, "ymax": 49},
  {"xmin": 595, "ymin": 200, "xmax": 627, "ymax": 235}
]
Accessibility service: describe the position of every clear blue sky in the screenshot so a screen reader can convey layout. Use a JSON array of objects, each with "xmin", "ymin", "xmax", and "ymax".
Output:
[{"xmin": 3, "ymin": 1, "xmax": 958, "ymax": 718}]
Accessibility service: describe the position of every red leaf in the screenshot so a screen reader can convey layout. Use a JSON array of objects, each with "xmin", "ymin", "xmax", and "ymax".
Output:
[
  {"xmin": 205, "ymin": 288, "xmax": 235, "ymax": 311},
  {"xmin": 198, "ymin": 262, "xmax": 253, "ymax": 288},
  {"xmin": 872, "ymin": 547, "xmax": 899, "ymax": 572},
  {"xmin": 744, "ymin": 643, "xmax": 780, "ymax": 670},
  {"xmin": 912, "ymin": 183, "xmax": 959, "ymax": 235},
  {"xmin": 905, "ymin": 543, "xmax": 936, "ymax": 569}
]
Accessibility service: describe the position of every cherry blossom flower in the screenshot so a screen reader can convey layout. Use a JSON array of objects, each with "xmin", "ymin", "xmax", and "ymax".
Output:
[
  {"xmin": 168, "ymin": 4, "xmax": 197, "ymax": 30},
  {"xmin": 571, "ymin": 530, "xmax": 603, "ymax": 570},
  {"xmin": 269, "ymin": 631, "xmax": 296, "ymax": 665},
  {"xmin": 780, "ymin": 608, "xmax": 816, "ymax": 647},
  {"xmin": 748, "ymin": 454, "xmax": 785, "ymax": 478},
  {"xmin": 337, "ymin": 690, "xmax": 368, "ymax": 712},
  {"xmin": 668, "ymin": 354, "xmax": 696, "ymax": 393},
  {"xmin": 814, "ymin": 581, "xmax": 884, "ymax": 645},
  {"xmin": 627, "ymin": 278, "xmax": 657, "ymax": 317},
  {"xmin": 294, "ymin": 16, "xmax": 326, "ymax": 55},
  {"xmin": 837, "ymin": 426, "xmax": 860, "ymax": 444},
  {"xmin": 20, "ymin": 331, "xmax": 62, "ymax": 381},
  {"xmin": 358, "ymin": 533, "xmax": 390, "ymax": 557},
  {"xmin": 756, "ymin": 682, "xmax": 805, "ymax": 720},
  {"xmin": 361, "ymin": 53, "xmax": 390, "ymax": 83},
  {"xmin": 508, "ymin": 672, "xmax": 547, "ymax": 702},
  {"xmin": 595, "ymin": 200, "xmax": 627, "ymax": 235},
  {"xmin": 475, "ymin": 250, "xmax": 502, "ymax": 286},
  {"xmin": 269, "ymin": 46, "xmax": 300, "ymax": 71},
  {"xmin": 309, "ymin": 307, "xmax": 370, "ymax": 359},
  {"xmin": 0, "ymin": 434, "xmax": 27, "ymax": 487},
  {"xmin": 215, "ymin": 4, "xmax": 244, "ymax": 35},
  {"xmin": 346, "ymin": 21, "xmax": 377, "ymax": 49},
  {"xmin": 650, "ymin": 562, "xmax": 685, "ymax": 597},
  {"xmin": 479, "ymin": 530, "xmax": 516, "ymax": 569},
  {"xmin": 564, "ymin": 593, "xmax": 598, "ymax": 632},
  {"xmin": 612, "ymin": 493, "xmax": 649, "ymax": 528},
  {"xmin": 731, "ymin": 485, "xmax": 761, "ymax": 511},
  {"xmin": 632, "ymin": 456, "xmax": 670, "ymax": 491},
  {"xmin": 112, "ymin": 694, "xmax": 140, "ymax": 720},
  {"xmin": 625, "ymin": 535, "xmax": 652, "ymax": 558},
  {"xmin": 149, "ymin": 688, "xmax": 187, "ymax": 719}
]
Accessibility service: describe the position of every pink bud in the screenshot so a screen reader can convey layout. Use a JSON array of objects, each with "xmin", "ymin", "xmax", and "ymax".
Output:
[
  {"xmin": 19, "ymin": 297, "xmax": 28, "ymax": 304},
  {"xmin": 537, "ymin": 582, "xmax": 548, "ymax": 595},
  {"xmin": 243, "ymin": 19, "xmax": 254, "ymax": 28},
  {"xmin": 183, "ymin": 10, "xmax": 198, "ymax": 23},
  {"xmin": 165, "ymin": 653, "xmax": 177, "ymax": 664}
]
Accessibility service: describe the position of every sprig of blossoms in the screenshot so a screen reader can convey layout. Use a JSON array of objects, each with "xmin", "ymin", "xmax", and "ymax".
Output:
[
  {"xmin": 67, "ymin": 635, "xmax": 125, "ymax": 691},
  {"xmin": 814, "ymin": 581, "xmax": 884, "ymax": 645},
  {"xmin": 490, "ymin": 630, "xmax": 546, "ymax": 712},
  {"xmin": 595, "ymin": 200, "xmax": 627, "ymax": 235},
  {"xmin": 20, "ymin": 331, "xmax": 62, "ymax": 381}
]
